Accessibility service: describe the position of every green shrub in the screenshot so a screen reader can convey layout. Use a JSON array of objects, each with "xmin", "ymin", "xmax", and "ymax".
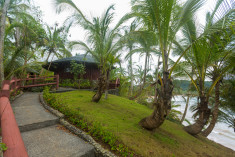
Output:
[
  {"xmin": 60, "ymin": 79, "xmax": 91, "ymax": 89},
  {"xmin": 80, "ymin": 80, "xmax": 90, "ymax": 88},
  {"xmin": 0, "ymin": 143, "xmax": 7, "ymax": 151}
]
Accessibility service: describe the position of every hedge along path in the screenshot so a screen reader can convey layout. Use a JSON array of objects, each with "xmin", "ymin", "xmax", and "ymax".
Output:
[{"xmin": 39, "ymin": 92, "xmax": 117, "ymax": 157}]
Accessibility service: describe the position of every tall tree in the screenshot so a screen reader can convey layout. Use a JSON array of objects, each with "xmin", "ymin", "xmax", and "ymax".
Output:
[
  {"xmin": 174, "ymin": 0, "xmax": 235, "ymax": 135},
  {"xmin": 123, "ymin": 21, "xmax": 138, "ymax": 97},
  {"xmin": 125, "ymin": 30, "xmax": 158, "ymax": 99},
  {"xmin": 130, "ymin": 0, "xmax": 204, "ymax": 130},
  {"xmin": 42, "ymin": 24, "xmax": 71, "ymax": 64},
  {"xmin": 0, "ymin": 0, "xmax": 11, "ymax": 87},
  {"xmin": 55, "ymin": 0, "xmax": 124, "ymax": 102}
]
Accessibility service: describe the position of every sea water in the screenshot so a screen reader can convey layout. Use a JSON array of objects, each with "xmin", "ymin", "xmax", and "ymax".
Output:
[{"xmin": 173, "ymin": 96, "xmax": 235, "ymax": 151}]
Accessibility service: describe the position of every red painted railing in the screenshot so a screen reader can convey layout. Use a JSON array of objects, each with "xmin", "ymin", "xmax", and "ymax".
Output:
[
  {"xmin": 0, "ymin": 75, "xmax": 59, "ymax": 157},
  {"xmin": 0, "ymin": 82, "xmax": 28, "ymax": 157},
  {"xmin": 0, "ymin": 96, "xmax": 28, "ymax": 157}
]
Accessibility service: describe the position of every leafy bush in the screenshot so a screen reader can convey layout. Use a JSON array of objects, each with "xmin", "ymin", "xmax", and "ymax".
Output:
[
  {"xmin": 60, "ymin": 79, "xmax": 91, "ymax": 89},
  {"xmin": 80, "ymin": 80, "xmax": 90, "ymax": 88},
  {"xmin": 166, "ymin": 104, "xmax": 182, "ymax": 124},
  {"xmin": 0, "ymin": 143, "xmax": 7, "ymax": 152}
]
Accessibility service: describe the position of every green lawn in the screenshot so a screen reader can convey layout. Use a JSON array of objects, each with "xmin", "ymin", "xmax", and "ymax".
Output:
[{"xmin": 51, "ymin": 90, "xmax": 234, "ymax": 157}]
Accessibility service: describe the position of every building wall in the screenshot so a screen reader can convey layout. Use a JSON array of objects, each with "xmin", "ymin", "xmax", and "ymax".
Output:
[{"xmin": 55, "ymin": 66, "xmax": 100, "ymax": 81}]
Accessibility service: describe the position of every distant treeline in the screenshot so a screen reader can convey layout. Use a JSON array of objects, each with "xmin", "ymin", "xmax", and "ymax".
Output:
[{"xmin": 173, "ymin": 80, "xmax": 212, "ymax": 91}]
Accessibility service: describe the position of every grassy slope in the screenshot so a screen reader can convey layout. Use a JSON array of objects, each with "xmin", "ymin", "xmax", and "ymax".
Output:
[{"xmin": 56, "ymin": 90, "xmax": 234, "ymax": 157}]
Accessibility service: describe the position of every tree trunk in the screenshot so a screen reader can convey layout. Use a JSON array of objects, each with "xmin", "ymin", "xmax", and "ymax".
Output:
[
  {"xmin": 130, "ymin": 53, "xmax": 134, "ymax": 96},
  {"xmin": 0, "ymin": 0, "xmax": 11, "ymax": 87},
  {"xmin": 180, "ymin": 96, "xmax": 190, "ymax": 124},
  {"xmin": 139, "ymin": 71, "xmax": 173, "ymax": 130},
  {"xmin": 46, "ymin": 52, "xmax": 52, "ymax": 63},
  {"xmin": 105, "ymin": 69, "xmax": 110, "ymax": 100},
  {"xmin": 40, "ymin": 52, "xmax": 52, "ymax": 75},
  {"xmin": 92, "ymin": 70, "xmax": 106, "ymax": 103},
  {"xmin": 47, "ymin": 54, "xmax": 55, "ymax": 71},
  {"xmin": 142, "ymin": 52, "xmax": 148, "ymax": 90},
  {"xmin": 201, "ymin": 82, "xmax": 220, "ymax": 137},
  {"xmin": 130, "ymin": 52, "xmax": 149, "ymax": 100},
  {"xmin": 184, "ymin": 94, "xmax": 211, "ymax": 135}
]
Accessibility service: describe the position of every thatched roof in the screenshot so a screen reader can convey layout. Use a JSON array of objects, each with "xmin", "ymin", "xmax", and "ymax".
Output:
[{"xmin": 43, "ymin": 54, "xmax": 99, "ymax": 72}]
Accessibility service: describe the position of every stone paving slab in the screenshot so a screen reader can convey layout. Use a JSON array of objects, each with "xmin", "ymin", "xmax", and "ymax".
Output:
[
  {"xmin": 12, "ymin": 92, "xmax": 58, "ymax": 132},
  {"xmin": 22, "ymin": 125, "xmax": 95, "ymax": 157}
]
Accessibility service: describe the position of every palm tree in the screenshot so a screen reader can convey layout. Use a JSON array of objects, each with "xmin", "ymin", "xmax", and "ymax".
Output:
[
  {"xmin": 201, "ymin": 24, "xmax": 234, "ymax": 137},
  {"xmin": 40, "ymin": 23, "xmax": 71, "ymax": 76},
  {"xmin": 55, "ymin": 0, "xmax": 124, "ymax": 102},
  {"xmin": 1, "ymin": 0, "xmax": 38, "ymax": 80},
  {"xmin": 130, "ymin": 0, "xmax": 204, "ymax": 130},
  {"xmin": 174, "ymin": 0, "xmax": 235, "ymax": 135},
  {"xmin": 125, "ymin": 30, "xmax": 158, "ymax": 99},
  {"xmin": 0, "ymin": 0, "xmax": 11, "ymax": 87},
  {"xmin": 4, "ymin": 10, "xmax": 45, "ymax": 79},
  {"xmin": 123, "ymin": 21, "xmax": 138, "ymax": 97},
  {"xmin": 42, "ymin": 24, "xmax": 71, "ymax": 65}
]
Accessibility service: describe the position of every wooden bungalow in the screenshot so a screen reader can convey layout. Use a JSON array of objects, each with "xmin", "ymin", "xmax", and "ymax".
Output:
[{"xmin": 43, "ymin": 54, "xmax": 120, "ymax": 89}]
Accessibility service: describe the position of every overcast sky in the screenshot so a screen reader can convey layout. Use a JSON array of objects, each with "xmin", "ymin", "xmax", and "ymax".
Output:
[{"xmin": 33, "ymin": 0, "xmax": 217, "ymax": 74}]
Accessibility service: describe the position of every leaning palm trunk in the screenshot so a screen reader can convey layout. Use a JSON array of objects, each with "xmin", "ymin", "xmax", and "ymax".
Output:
[
  {"xmin": 139, "ymin": 71, "xmax": 173, "ymax": 130},
  {"xmin": 181, "ymin": 96, "xmax": 190, "ymax": 124},
  {"xmin": 202, "ymin": 82, "xmax": 220, "ymax": 137},
  {"xmin": 130, "ymin": 53, "xmax": 149, "ymax": 100},
  {"xmin": 92, "ymin": 71, "xmax": 106, "ymax": 102},
  {"xmin": 0, "ymin": 0, "xmax": 11, "ymax": 87},
  {"xmin": 184, "ymin": 93, "xmax": 211, "ymax": 135},
  {"xmin": 142, "ymin": 53, "xmax": 148, "ymax": 91}
]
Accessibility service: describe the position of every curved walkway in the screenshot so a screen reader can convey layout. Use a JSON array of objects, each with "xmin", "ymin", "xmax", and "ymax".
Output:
[{"xmin": 12, "ymin": 92, "xmax": 95, "ymax": 157}]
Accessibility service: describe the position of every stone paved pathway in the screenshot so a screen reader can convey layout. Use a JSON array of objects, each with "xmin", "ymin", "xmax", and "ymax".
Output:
[{"xmin": 12, "ymin": 92, "xmax": 95, "ymax": 157}]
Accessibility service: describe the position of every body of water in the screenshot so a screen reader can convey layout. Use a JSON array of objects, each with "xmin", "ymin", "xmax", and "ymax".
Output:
[{"xmin": 173, "ymin": 96, "xmax": 235, "ymax": 151}]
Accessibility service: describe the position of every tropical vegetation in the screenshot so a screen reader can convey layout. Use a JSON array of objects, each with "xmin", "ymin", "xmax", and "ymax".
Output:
[{"xmin": 0, "ymin": 0, "xmax": 234, "ymax": 156}]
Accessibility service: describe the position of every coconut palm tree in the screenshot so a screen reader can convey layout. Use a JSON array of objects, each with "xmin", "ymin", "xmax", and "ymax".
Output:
[
  {"xmin": 125, "ymin": 30, "xmax": 158, "ymax": 99},
  {"xmin": 174, "ymin": 0, "xmax": 235, "ymax": 135},
  {"xmin": 130, "ymin": 0, "xmax": 205, "ymax": 130},
  {"xmin": 1, "ymin": 0, "xmax": 42, "ymax": 80},
  {"xmin": 42, "ymin": 24, "xmax": 71, "ymax": 64},
  {"xmin": 123, "ymin": 21, "xmax": 138, "ymax": 97},
  {"xmin": 55, "ymin": 0, "xmax": 124, "ymax": 102},
  {"xmin": 201, "ymin": 22, "xmax": 234, "ymax": 137},
  {"xmin": 4, "ymin": 10, "xmax": 45, "ymax": 79}
]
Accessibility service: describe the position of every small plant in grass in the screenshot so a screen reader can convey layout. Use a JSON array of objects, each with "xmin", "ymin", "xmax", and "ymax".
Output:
[
  {"xmin": 166, "ymin": 104, "xmax": 182, "ymax": 124},
  {"xmin": 43, "ymin": 88, "xmax": 135, "ymax": 156},
  {"xmin": 0, "ymin": 143, "xmax": 7, "ymax": 152}
]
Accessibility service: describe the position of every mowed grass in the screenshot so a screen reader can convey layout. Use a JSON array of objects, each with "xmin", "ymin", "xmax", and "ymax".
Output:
[{"xmin": 56, "ymin": 90, "xmax": 234, "ymax": 157}]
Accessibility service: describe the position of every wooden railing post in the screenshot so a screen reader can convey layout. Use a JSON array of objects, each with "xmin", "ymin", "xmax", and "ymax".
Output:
[
  {"xmin": 33, "ymin": 74, "xmax": 36, "ymax": 85},
  {"xmin": 56, "ymin": 75, "xmax": 59, "ymax": 90}
]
